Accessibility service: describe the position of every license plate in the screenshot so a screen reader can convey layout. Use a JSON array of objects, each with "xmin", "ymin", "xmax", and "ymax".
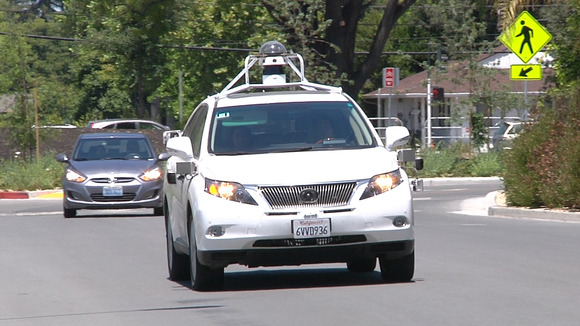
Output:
[
  {"xmin": 103, "ymin": 185, "xmax": 123, "ymax": 196},
  {"xmin": 292, "ymin": 218, "xmax": 330, "ymax": 239}
]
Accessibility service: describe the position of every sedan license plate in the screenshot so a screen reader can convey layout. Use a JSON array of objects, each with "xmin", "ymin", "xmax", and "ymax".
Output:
[
  {"xmin": 292, "ymin": 218, "xmax": 330, "ymax": 239},
  {"xmin": 103, "ymin": 185, "xmax": 123, "ymax": 196}
]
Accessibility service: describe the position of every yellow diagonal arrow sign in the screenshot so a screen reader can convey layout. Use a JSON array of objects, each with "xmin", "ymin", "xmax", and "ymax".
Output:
[{"xmin": 510, "ymin": 64, "xmax": 542, "ymax": 80}]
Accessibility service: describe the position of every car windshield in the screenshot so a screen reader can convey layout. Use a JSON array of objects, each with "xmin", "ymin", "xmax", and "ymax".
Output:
[
  {"xmin": 209, "ymin": 101, "xmax": 376, "ymax": 155},
  {"xmin": 72, "ymin": 138, "xmax": 154, "ymax": 161}
]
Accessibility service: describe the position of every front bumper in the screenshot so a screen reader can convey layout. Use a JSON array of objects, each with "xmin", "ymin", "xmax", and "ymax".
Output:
[
  {"xmin": 63, "ymin": 179, "xmax": 163, "ymax": 210},
  {"xmin": 198, "ymin": 239, "xmax": 414, "ymax": 268}
]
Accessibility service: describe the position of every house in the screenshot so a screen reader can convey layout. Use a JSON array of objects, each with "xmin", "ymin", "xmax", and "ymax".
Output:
[{"xmin": 363, "ymin": 45, "xmax": 554, "ymax": 148}]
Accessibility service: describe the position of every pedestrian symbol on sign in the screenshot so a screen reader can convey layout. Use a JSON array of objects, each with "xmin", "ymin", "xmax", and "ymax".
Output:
[{"xmin": 516, "ymin": 20, "xmax": 534, "ymax": 55}]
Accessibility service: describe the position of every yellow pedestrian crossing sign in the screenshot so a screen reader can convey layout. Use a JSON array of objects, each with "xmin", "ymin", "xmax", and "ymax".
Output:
[
  {"xmin": 510, "ymin": 64, "xmax": 542, "ymax": 80},
  {"xmin": 499, "ymin": 11, "xmax": 552, "ymax": 63}
]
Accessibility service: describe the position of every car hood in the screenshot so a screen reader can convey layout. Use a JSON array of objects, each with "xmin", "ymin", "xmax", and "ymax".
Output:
[
  {"xmin": 200, "ymin": 147, "xmax": 399, "ymax": 185},
  {"xmin": 69, "ymin": 159, "xmax": 158, "ymax": 177}
]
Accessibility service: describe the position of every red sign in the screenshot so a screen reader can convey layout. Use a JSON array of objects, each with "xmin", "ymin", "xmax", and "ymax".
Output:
[{"xmin": 383, "ymin": 67, "xmax": 395, "ymax": 88}]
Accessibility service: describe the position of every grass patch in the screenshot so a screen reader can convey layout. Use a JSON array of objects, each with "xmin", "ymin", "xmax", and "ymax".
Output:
[{"xmin": 0, "ymin": 153, "xmax": 63, "ymax": 191}]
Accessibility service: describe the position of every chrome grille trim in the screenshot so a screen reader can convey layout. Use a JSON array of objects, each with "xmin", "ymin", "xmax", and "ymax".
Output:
[
  {"xmin": 259, "ymin": 182, "xmax": 356, "ymax": 209},
  {"xmin": 92, "ymin": 177, "xmax": 135, "ymax": 183}
]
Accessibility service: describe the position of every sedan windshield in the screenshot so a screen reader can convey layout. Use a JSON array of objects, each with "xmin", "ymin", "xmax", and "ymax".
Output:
[
  {"xmin": 210, "ymin": 101, "xmax": 376, "ymax": 155},
  {"xmin": 72, "ymin": 138, "xmax": 154, "ymax": 161}
]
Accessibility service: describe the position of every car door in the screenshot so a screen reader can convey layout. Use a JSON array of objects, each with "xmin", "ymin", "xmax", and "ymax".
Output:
[{"xmin": 170, "ymin": 104, "xmax": 209, "ymax": 249}]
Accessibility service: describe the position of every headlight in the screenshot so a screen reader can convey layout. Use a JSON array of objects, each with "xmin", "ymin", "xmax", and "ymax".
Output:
[
  {"xmin": 360, "ymin": 169, "xmax": 403, "ymax": 200},
  {"xmin": 205, "ymin": 178, "xmax": 257, "ymax": 205},
  {"xmin": 140, "ymin": 167, "xmax": 162, "ymax": 181},
  {"xmin": 65, "ymin": 168, "xmax": 86, "ymax": 183}
]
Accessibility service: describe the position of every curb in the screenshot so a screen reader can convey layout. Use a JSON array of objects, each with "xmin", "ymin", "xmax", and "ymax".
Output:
[
  {"xmin": 488, "ymin": 205, "xmax": 580, "ymax": 223},
  {"xmin": 0, "ymin": 190, "xmax": 63, "ymax": 199},
  {"xmin": 0, "ymin": 192, "xmax": 29, "ymax": 199}
]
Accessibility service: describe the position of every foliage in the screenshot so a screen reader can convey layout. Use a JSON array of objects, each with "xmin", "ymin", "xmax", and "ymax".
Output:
[
  {"xmin": 501, "ymin": 88, "xmax": 580, "ymax": 209},
  {"xmin": 499, "ymin": 1, "xmax": 580, "ymax": 209},
  {"xmin": 0, "ymin": 152, "xmax": 63, "ymax": 191},
  {"xmin": 417, "ymin": 142, "xmax": 502, "ymax": 178},
  {"xmin": 261, "ymin": 0, "xmax": 416, "ymax": 97},
  {"xmin": 471, "ymin": 112, "xmax": 487, "ymax": 150}
]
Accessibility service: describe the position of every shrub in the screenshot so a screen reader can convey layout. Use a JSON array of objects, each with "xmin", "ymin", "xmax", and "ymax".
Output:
[
  {"xmin": 0, "ymin": 153, "xmax": 62, "ymax": 191},
  {"xmin": 417, "ymin": 142, "xmax": 501, "ymax": 178},
  {"xmin": 501, "ymin": 90, "xmax": 580, "ymax": 209}
]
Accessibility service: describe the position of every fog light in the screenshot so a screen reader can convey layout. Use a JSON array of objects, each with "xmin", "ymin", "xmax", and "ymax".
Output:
[
  {"xmin": 207, "ymin": 226, "xmax": 226, "ymax": 237},
  {"xmin": 393, "ymin": 216, "xmax": 408, "ymax": 227}
]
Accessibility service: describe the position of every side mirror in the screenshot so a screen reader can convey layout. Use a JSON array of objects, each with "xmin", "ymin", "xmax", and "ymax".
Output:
[
  {"xmin": 54, "ymin": 153, "xmax": 69, "ymax": 163},
  {"xmin": 385, "ymin": 126, "xmax": 410, "ymax": 151},
  {"xmin": 166, "ymin": 136, "xmax": 194, "ymax": 159},
  {"xmin": 157, "ymin": 152, "xmax": 171, "ymax": 161},
  {"xmin": 163, "ymin": 130, "xmax": 182, "ymax": 145}
]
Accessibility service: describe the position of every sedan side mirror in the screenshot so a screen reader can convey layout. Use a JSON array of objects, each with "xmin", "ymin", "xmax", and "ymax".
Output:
[{"xmin": 54, "ymin": 153, "xmax": 69, "ymax": 163}]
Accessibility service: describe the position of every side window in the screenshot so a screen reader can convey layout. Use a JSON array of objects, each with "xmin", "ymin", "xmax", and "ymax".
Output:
[
  {"xmin": 183, "ymin": 104, "xmax": 208, "ymax": 158},
  {"xmin": 116, "ymin": 122, "xmax": 137, "ymax": 129}
]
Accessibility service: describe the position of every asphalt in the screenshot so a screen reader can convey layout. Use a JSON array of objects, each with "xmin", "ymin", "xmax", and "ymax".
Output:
[{"xmin": 1, "ymin": 177, "xmax": 578, "ymax": 222}]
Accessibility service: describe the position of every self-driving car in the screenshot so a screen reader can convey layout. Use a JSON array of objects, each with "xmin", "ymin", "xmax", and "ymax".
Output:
[{"xmin": 163, "ymin": 41, "xmax": 418, "ymax": 291}]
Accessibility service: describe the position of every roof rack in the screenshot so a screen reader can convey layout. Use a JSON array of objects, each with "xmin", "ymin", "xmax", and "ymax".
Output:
[{"xmin": 217, "ymin": 41, "xmax": 342, "ymax": 98}]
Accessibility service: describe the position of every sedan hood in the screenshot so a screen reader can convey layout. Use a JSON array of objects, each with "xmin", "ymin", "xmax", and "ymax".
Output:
[
  {"xmin": 200, "ymin": 147, "xmax": 399, "ymax": 185},
  {"xmin": 69, "ymin": 159, "xmax": 158, "ymax": 177}
]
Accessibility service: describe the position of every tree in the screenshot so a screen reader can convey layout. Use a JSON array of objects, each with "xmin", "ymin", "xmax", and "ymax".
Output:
[
  {"xmin": 261, "ymin": 0, "xmax": 415, "ymax": 98},
  {"xmin": 61, "ymin": 0, "xmax": 178, "ymax": 121}
]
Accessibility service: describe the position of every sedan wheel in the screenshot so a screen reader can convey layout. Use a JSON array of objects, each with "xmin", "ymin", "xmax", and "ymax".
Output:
[
  {"xmin": 63, "ymin": 206, "xmax": 76, "ymax": 218},
  {"xmin": 188, "ymin": 219, "xmax": 224, "ymax": 291},
  {"xmin": 379, "ymin": 251, "xmax": 414, "ymax": 283}
]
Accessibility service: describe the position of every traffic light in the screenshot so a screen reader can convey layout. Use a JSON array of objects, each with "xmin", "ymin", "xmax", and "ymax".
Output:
[{"xmin": 432, "ymin": 87, "xmax": 444, "ymax": 101}]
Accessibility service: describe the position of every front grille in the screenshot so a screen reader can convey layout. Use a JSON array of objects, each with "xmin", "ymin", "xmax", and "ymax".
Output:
[
  {"xmin": 259, "ymin": 182, "xmax": 356, "ymax": 209},
  {"xmin": 253, "ymin": 235, "xmax": 366, "ymax": 248},
  {"xmin": 92, "ymin": 177, "xmax": 135, "ymax": 184},
  {"xmin": 90, "ymin": 193, "xmax": 136, "ymax": 202}
]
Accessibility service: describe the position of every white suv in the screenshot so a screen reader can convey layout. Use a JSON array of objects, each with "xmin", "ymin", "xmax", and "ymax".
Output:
[{"xmin": 163, "ymin": 41, "xmax": 416, "ymax": 291}]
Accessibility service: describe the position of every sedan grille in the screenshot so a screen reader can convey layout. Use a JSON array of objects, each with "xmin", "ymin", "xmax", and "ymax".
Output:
[
  {"xmin": 259, "ymin": 182, "xmax": 356, "ymax": 209},
  {"xmin": 90, "ymin": 193, "xmax": 136, "ymax": 202},
  {"xmin": 92, "ymin": 177, "xmax": 135, "ymax": 184}
]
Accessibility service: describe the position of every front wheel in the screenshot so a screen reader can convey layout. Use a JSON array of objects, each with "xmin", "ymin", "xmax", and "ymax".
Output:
[
  {"xmin": 379, "ymin": 251, "xmax": 414, "ymax": 283},
  {"xmin": 153, "ymin": 206, "xmax": 163, "ymax": 216},
  {"xmin": 63, "ymin": 206, "xmax": 76, "ymax": 218},
  {"xmin": 166, "ymin": 209, "xmax": 189, "ymax": 281},
  {"xmin": 188, "ymin": 219, "xmax": 224, "ymax": 291},
  {"xmin": 347, "ymin": 258, "xmax": 376, "ymax": 273}
]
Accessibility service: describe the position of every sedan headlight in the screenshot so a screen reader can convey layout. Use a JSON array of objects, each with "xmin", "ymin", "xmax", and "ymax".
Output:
[
  {"xmin": 140, "ymin": 167, "xmax": 162, "ymax": 181},
  {"xmin": 360, "ymin": 169, "xmax": 403, "ymax": 200},
  {"xmin": 205, "ymin": 178, "xmax": 257, "ymax": 205},
  {"xmin": 65, "ymin": 168, "xmax": 87, "ymax": 183}
]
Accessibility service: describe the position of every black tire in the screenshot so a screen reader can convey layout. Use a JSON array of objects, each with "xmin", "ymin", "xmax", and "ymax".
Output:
[
  {"xmin": 153, "ymin": 206, "xmax": 164, "ymax": 216},
  {"xmin": 379, "ymin": 251, "xmax": 414, "ymax": 283},
  {"xmin": 188, "ymin": 218, "xmax": 224, "ymax": 291},
  {"xmin": 166, "ymin": 206, "xmax": 189, "ymax": 281},
  {"xmin": 63, "ymin": 207, "xmax": 76, "ymax": 218},
  {"xmin": 347, "ymin": 258, "xmax": 377, "ymax": 273}
]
